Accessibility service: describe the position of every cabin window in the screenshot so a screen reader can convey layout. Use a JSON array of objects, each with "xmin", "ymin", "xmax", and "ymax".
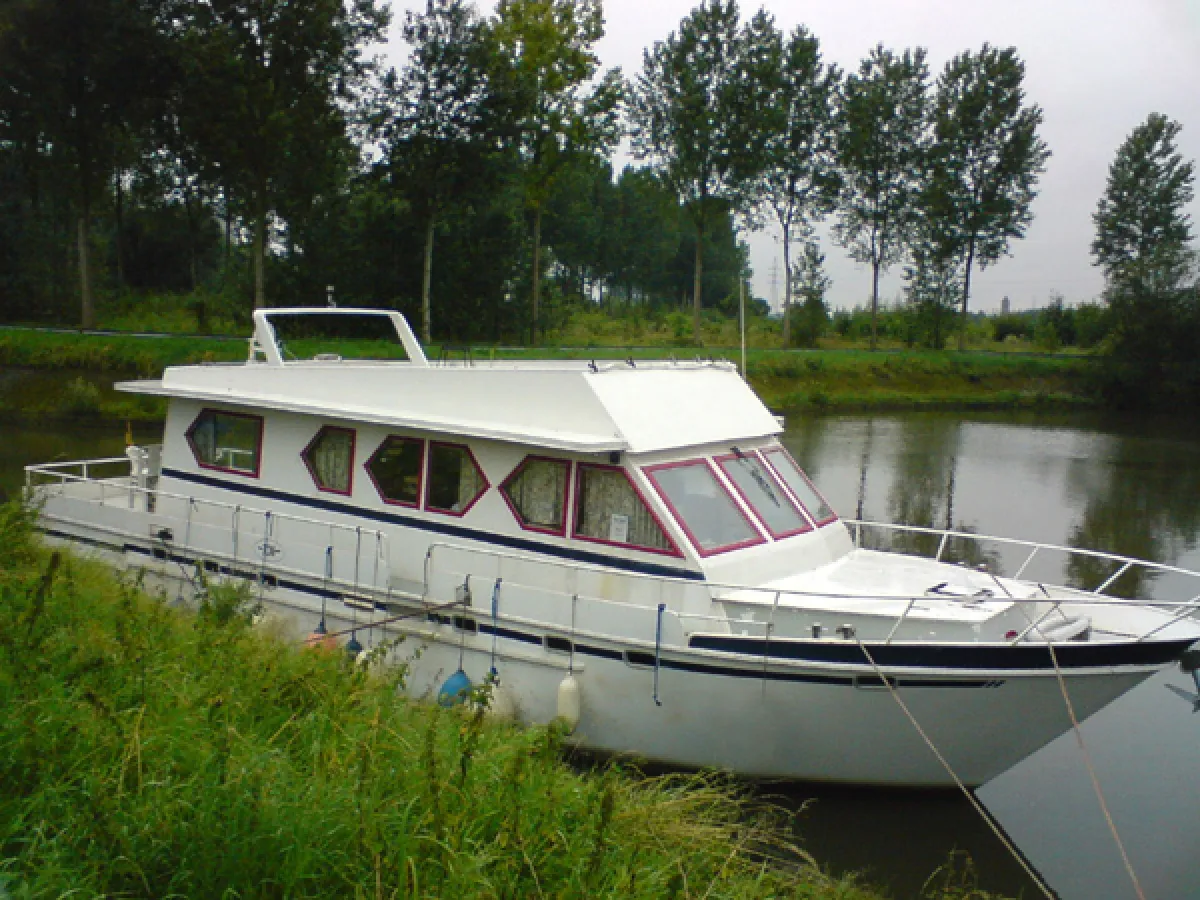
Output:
[
  {"xmin": 761, "ymin": 447, "xmax": 837, "ymax": 525},
  {"xmin": 366, "ymin": 436, "xmax": 424, "ymax": 507},
  {"xmin": 716, "ymin": 452, "xmax": 812, "ymax": 539},
  {"xmin": 501, "ymin": 456, "xmax": 570, "ymax": 535},
  {"xmin": 573, "ymin": 464, "xmax": 679, "ymax": 555},
  {"xmin": 186, "ymin": 409, "xmax": 262, "ymax": 477},
  {"xmin": 425, "ymin": 442, "xmax": 488, "ymax": 515},
  {"xmin": 302, "ymin": 426, "xmax": 355, "ymax": 495},
  {"xmin": 644, "ymin": 460, "xmax": 764, "ymax": 556}
]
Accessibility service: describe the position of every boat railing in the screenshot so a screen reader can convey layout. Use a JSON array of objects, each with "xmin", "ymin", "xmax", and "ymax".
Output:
[
  {"xmin": 844, "ymin": 518, "xmax": 1200, "ymax": 596},
  {"xmin": 26, "ymin": 456, "xmax": 392, "ymax": 597},
  {"xmin": 424, "ymin": 533, "xmax": 1200, "ymax": 648}
]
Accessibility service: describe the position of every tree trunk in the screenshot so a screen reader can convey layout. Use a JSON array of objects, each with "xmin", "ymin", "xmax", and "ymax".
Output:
[
  {"xmin": 421, "ymin": 215, "xmax": 435, "ymax": 345},
  {"xmin": 531, "ymin": 205, "xmax": 542, "ymax": 345},
  {"xmin": 780, "ymin": 225, "xmax": 793, "ymax": 348},
  {"xmin": 253, "ymin": 201, "xmax": 266, "ymax": 309},
  {"xmin": 958, "ymin": 236, "xmax": 977, "ymax": 351},
  {"xmin": 224, "ymin": 196, "xmax": 232, "ymax": 278},
  {"xmin": 113, "ymin": 171, "xmax": 125, "ymax": 290},
  {"xmin": 77, "ymin": 208, "xmax": 94, "ymax": 329},
  {"xmin": 870, "ymin": 259, "xmax": 881, "ymax": 351},
  {"xmin": 692, "ymin": 223, "xmax": 704, "ymax": 345},
  {"xmin": 183, "ymin": 183, "xmax": 198, "ymax": 291}
]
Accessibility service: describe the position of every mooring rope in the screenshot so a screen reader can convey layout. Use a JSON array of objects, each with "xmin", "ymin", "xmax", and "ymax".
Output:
[
  {"xmin": 855, "ymin": 639, "xmax": 1057, "ymax": 900},
  {"xmin": 1043, "ymin": 640, "xmax": 1146, "ymax": 900}
]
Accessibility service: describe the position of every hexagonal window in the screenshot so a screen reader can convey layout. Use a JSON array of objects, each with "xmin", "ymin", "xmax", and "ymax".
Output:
[
  {"xmin": 186, "ymin": 408, "xmax": 263, "ymax": 477},
  {"xmin": 425, "ymin": 442, "xmax": 488, "ymax": 516},
  {"xmin": 366, "ymin": 436, "xmax": 424, "ymax": 507},
  {"xmin": 302, "ymin": 426, "xmax": 356, "ymax": 495},
  {"xmin": 501, "ymin": 456, "xmax": 570, "ymax": 535}
]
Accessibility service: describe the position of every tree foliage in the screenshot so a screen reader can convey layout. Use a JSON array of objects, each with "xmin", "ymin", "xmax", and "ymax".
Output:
[
  {"xmin": 753, "ymin": 25, "xmax": 840, "ymax": 348},
  {"xmin": 384, "ymin": 0, "xmax": 493, "ymax": 342},
  {"xmin": 833, "ymin": 45, "xmax": 929, "ymax": 350},
  {"xmin": 628, "ymin": 0, "xmax": 773, "ymax": 341},
  {"xmin": 926, "ymin": 44, "xmax": 1049, "ymax": 349},
  {"xmin": 1092, "ymin": 114, "xmax": 1198, "ymax": 408},
  {"xmin": 487, "ymin": 0, "xmax": 622, "ymax": 339}
]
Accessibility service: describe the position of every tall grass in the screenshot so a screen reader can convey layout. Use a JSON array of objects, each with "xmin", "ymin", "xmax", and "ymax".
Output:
[{"xmin": 0, "ymin": 503, "xmax": 923, "ymax": 899}]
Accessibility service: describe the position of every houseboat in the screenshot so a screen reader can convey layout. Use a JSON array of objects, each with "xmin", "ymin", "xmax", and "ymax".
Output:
[{"xmin": 25, "ymin": 308, "xmax": 1200, "ymax": 787}]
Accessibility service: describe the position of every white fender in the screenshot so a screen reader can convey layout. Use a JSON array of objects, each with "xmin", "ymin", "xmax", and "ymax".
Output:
[
  {"xmin": 487, "ymin": 681, "xmax": 517, "ymax": 721},
  {"xmin": 556, "ymin": 674, "xmax": 581, "ymax": 732}
]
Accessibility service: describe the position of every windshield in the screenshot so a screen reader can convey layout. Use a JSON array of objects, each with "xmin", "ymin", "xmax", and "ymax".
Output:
[
  {"xmin": 645, "ymin": 460, "xmax": 763, "ymax": 556},
  {"xmin": 761, "ymin": 447, "xmax": 837, "ymax": 525},
  {"xmin": 716, "ymin": 452, "xmax": 812, "ymax": 538}
]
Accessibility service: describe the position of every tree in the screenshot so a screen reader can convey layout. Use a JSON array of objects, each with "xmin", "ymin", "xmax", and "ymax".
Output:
[
  {"xmin": 629, "ymin": 0, "xmax": 775, "ymax": 342},
  {"xmin": 0, "ymin": 0, "xmax": 173, "ymax": 327},
  {"xmin": 1093, "ymin": 113, "xmax": 1194, "ymax": 288},
  {"xmin": 386, "ymin": 0, "xmax": 492, "ymax": 344},
  {"xmin": 1092, "ymin": 114, "xmax": 1197, "ymax": 407},
  {"xmin": 753, "ymin": 25, "xmax": 840, "ymax": 348},
  {"xmin": 902, "ymin": 242, "xmax": 960, "ymax": 349},
  {"xmin": 789, "ymin": 241, "xmax": 830, "ymax": 347},
  {"xmin": 487, "ymin": 0, "xmax": 622, "ymax": 342},
  {"xmin": 174, "ymin": 0, "xmax": 388, "ymax": 309},
  {"xmin": 833, "ymin": 45, "xmax": 929, "ymax": 350},
  {"xmin": 927, "ymin": 45, "xmax": 1049, "ymax": 349}
]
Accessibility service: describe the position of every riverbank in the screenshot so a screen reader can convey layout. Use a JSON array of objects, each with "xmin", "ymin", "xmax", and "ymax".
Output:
[
  {"xmin": 0, "ymin": 326, "xmax": 1098, "ymax": 421},
  {"xmin": 0, "ymin": 504, "xmax": 1007, "ymax": 898}
]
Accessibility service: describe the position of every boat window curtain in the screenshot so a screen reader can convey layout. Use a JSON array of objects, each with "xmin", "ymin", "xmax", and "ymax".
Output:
[
  {"xmin": 308, "ymin": 428, "xmax": 353, "ymax": 493},
  {"xmin": 574, "ymin": 466, "xmax": 672, "ymax": 551},
  {"xmin": 504, "ymin": 458, "xmax": 567, "ymax": 530}
]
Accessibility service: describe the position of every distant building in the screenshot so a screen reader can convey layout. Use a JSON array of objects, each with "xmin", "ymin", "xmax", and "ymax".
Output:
[{"xmin": 1001, "ymin": 295, "xmax": 1011, "ymax": 315}]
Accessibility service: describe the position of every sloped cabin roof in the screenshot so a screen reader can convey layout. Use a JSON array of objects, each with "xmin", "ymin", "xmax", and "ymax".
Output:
[{"xmin": 114, "ymin": 309, "xmax": 781, "ymax": 455}]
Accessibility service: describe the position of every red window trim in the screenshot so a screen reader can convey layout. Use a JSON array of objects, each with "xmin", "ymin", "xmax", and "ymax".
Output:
[
  {"xmin": 714, "ymin": 452, "xmax": 813, "ymax": 540},
  {"xmin": 301, "ymin": 425, "xmax": 357, "ymax": 497},
  {"xmin": 185, "ymin": 407, "xmax": 264, "ymax": 479},
  {"xmin": 571, "ymin": 462, "xmax": 683, "ymax": 558},
  {"xmin": 643, "ymin": 458, "xmax": 766, "ymax": 558},
  {"xmin": 425, "ymin": 441, "xmax": 489, "ymax": 517},
  {"xmin": 500, "ymin": 455, "xmax": 571, "ymax": 537},
  {"xmin": 761, "ymin": 446, "xmax": 838, "ymax": 527},
  {"xmin": 364, "ymin": 435, "xmax": 425, "ymax": 508}
]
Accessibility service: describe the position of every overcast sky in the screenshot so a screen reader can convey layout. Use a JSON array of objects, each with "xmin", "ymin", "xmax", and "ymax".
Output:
[{"xmin": 384, "ymin": 0, "xmax": 1200, "ymax": 312}]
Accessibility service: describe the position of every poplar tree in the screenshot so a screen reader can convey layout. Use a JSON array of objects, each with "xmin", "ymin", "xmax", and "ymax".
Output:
[
  {"xmin": 927, "ymin": 45, "xmax": 1049, "ymax": 349},
  {"xmin": 386, "ymin": 0, "xmax": 491, "ymax": 344},
  {"xmin": 753, "ymin": 25, "xmax": 840, "ymax": 348},
  {"xmin": 833, "ymin": 45, "xmax": 929, "ymax": 350},
  {"xmin": 174, "ymin": 0, "xmax": 388, "ymax": 309},
  {"xmin": 487, "ymin": 0, "xmax": 622, "ymax": 342},
  {"xmin": 629, "ymin": 0, "xmax": 775, "ymax": 343},
  {"xmin": 1092, "ymin": 114, "xmax": 1197, "ymax": 406}
]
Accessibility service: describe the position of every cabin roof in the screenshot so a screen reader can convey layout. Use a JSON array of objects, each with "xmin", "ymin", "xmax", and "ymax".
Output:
[{"xmin": 116, "ymin": 358, "xmax": 782, "ymax": 454}]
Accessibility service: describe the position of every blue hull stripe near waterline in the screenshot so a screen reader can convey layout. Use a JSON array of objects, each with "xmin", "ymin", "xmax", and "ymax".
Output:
[
  {"xmin": 160, "ymin": 467, "xmax": 702, "ymax": 581},
  {"xmin": 688, "ymin": 633, "xmax": 1193, "ymax": 671}
]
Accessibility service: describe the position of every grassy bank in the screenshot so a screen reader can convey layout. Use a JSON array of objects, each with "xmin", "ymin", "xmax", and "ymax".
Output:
[
  {"xmin": 0, "ymin": 326, "xmax": 1098, "ymax": 420},
  {"xmin": 0, "ymin": 505, "xmax": 1007, "ymax": 898}
]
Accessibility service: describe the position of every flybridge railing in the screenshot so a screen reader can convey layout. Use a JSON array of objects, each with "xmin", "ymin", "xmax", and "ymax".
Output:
[{"xmin": 25, "ymin": 456, "xmax": 391, "ymax": 599}]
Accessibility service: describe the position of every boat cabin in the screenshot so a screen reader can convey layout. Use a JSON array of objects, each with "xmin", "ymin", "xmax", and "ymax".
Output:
[{"xmin": 121, "ymin": 309, "xmax": 853, "ymax": 595}]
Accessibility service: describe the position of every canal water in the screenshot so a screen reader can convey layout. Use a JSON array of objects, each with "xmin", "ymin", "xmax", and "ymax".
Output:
[{"xmin": 4, "ymin": 371, "xmax": 1199, "ymax": 898}]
